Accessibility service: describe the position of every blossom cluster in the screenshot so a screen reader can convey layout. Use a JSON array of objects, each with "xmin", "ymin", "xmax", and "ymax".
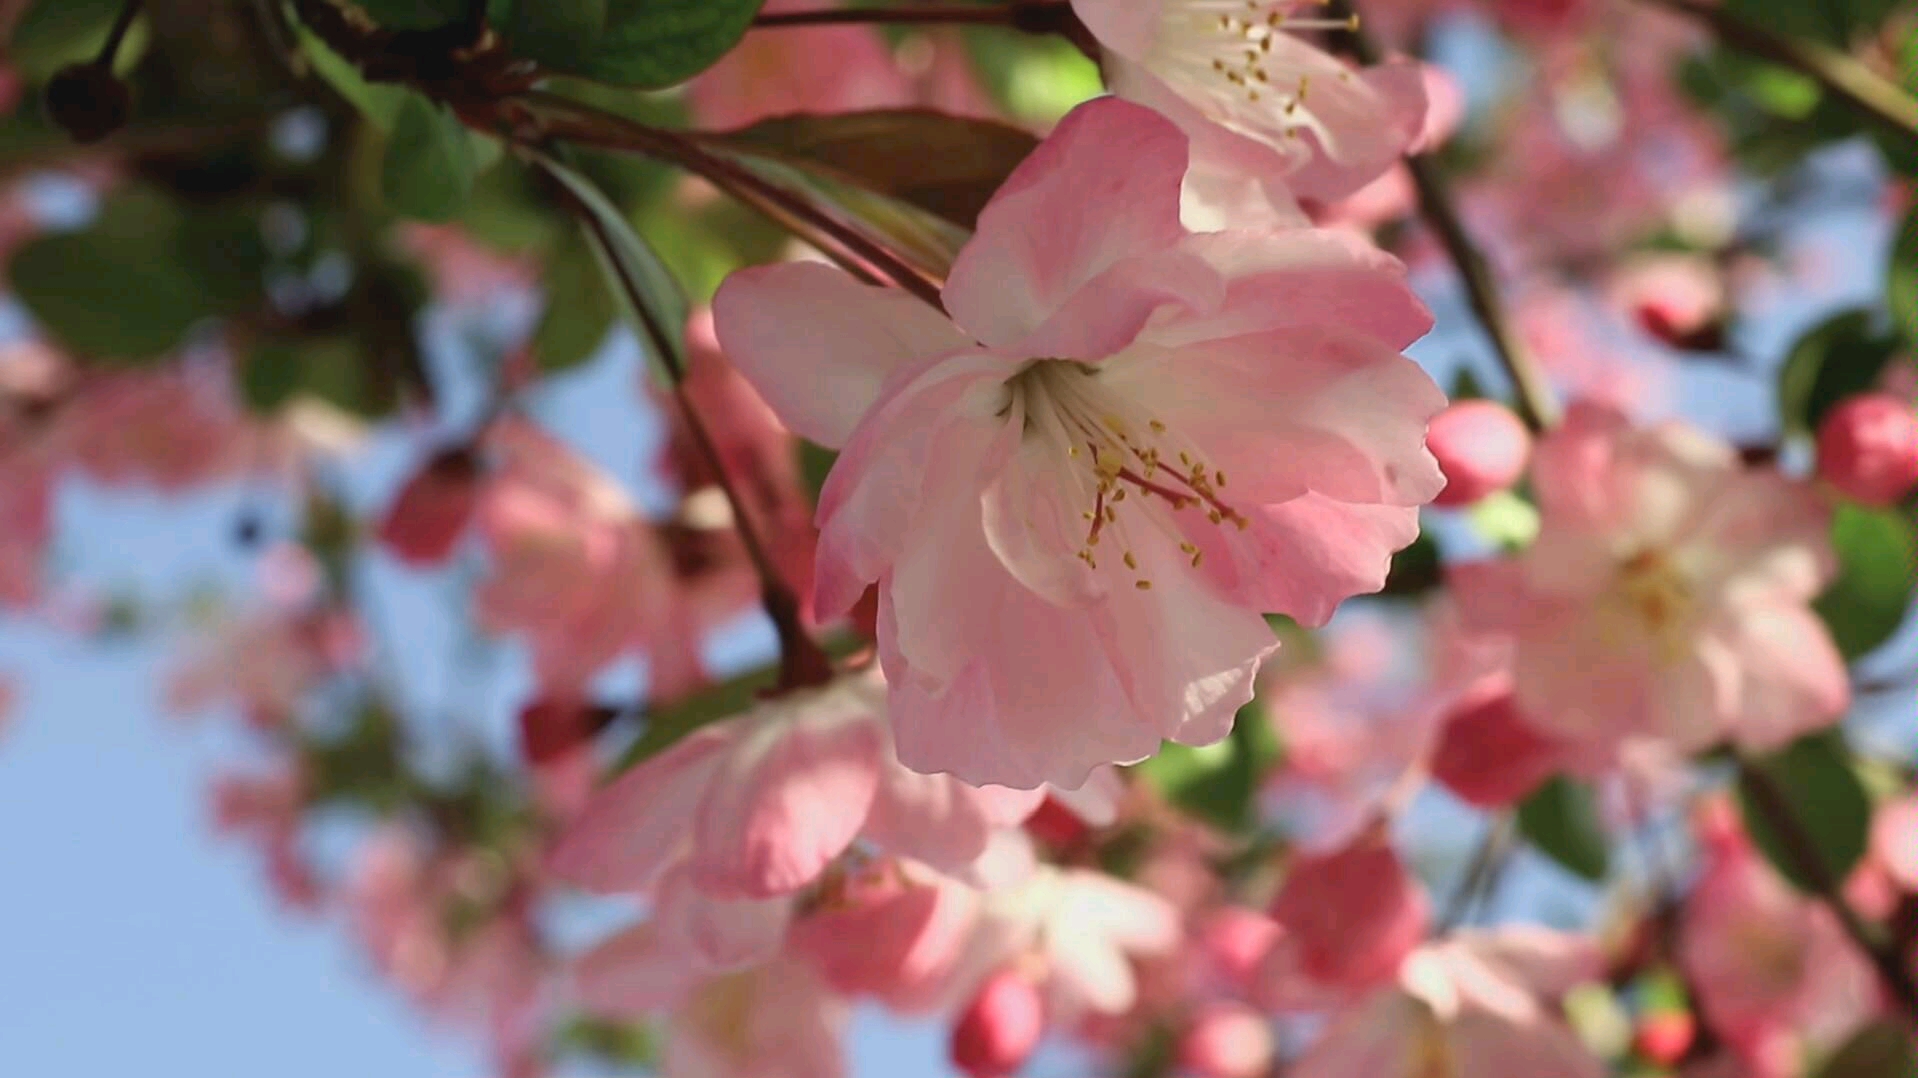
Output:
[{"xmin": 0, "ymin": 0, "xmax": 1915, "ymax": 1076}]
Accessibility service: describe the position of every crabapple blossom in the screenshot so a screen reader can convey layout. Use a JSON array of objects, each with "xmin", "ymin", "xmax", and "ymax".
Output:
[
  {"xmin": 715, "ymin": 97, "xmax": 1445, "ymax": 789},
  {"xmin": 1290, "ymin": 928, "xmax": 1607, "ymax": 1078},
  {"xmin": 1426, "ymin": 399, "xmax": 1532, "ymax": 507},
  {"xmin": 1069, "ymin": 0, "xmax": 1429, "ymax": 202},
  {"xmin": 1257, "ymin": 831, "xmax": 1429, "ymax": 1007},
  {"xmin": 1816, "ymin": 393, "xmax": 1918, "ymax": 507},
  {"xmin": 951, "ymin": 966, "xmax": 1047, "ymax": 1078},
  {"xmin": 786, "ymin": 858, "xmax": 983, "ymax": 1008},
  {"xmin": 471, "ymin": 419, "xmax": 678, "ymax": 694},
  {"xmin": 1870, "ymin": 794, "xmax": 1918, "ymax": 892},
  {"xmin": 1450, "ymin": 401, "xmax": 1849, "ymax": 756},
  {"xmin": 1679, "ymin": 801, "xmax": 1879, "ymax": 1076},
  {"xmin": 547, "ymin": 669, "xmax": 1046, "ymax": 901},
  {"xmin": 661, "ymin": 958, "xmax": 848, "ymax": 1078},
  {"xmin": 1178, "ymin": 1002, "xmax": 1276, "ymax": 1078}
]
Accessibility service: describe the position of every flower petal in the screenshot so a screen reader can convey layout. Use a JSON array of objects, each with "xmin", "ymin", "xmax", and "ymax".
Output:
[
  {"xmin": 713, "ymin": 261, "xmax": 972, "ymax": 447},
  {"xmin": 1183, "ymin": 493, "xmax": 1423, "ymax": 627},
  {"xmin": 944, "ymin": 97, "xmax": 1190, "ymax": 348},
  {"xmin": 687, "ymin": 704, "xmax": 885, "ymax": 899},
  {"xmin": 546, "ymin": 725, "xmax": 733, "ymax": 894}
]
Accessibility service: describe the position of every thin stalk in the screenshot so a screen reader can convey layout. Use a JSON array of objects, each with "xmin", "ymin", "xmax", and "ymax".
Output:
[
  {"xmin": 94, "ymin": 0, "xmax": 143, "ymax": 68},
  {"xmin": 514, "ymin": 91, "xmax": 948, "ymax": 309},
  {"xmin": 1637, "ymin": 0, "xmax": 1918, "ymax": 146},
  {"xmin": 540, "ymin": 158, "xmax": 835, "ymax": 692},
  {"xmin": 1329, "ymin": 0, "xmax": 1560, "ymax": 431},
  {"xmin": 1739, "ymin": 759, "xmax": 1918, "ymax": 1020}
]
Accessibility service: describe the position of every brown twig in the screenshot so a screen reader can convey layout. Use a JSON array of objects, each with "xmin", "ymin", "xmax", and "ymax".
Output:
[
  {"xmin": 1328, "ymin": 0, "xmax": 1559, "ymax": 431},
  {"xmin": 1738, "ymin": 760, "xmax": 1918, "ymax": 1021}
]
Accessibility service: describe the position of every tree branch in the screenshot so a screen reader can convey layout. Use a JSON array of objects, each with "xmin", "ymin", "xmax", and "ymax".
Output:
[
  {"xmin": 1635, "ymin": 0, "xmax": 1918, "ymax": 146},
  {"xmin": 1738, "ymin": 759, "xmax": 1918, "ymax": 1021},
  {"xmin": 1329, "ymin": 0, "xmax": 1559, "ymax": 431}
]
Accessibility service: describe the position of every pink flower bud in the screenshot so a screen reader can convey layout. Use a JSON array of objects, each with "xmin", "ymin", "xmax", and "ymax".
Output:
[
  {"xmin": 1178, "ymin": 1003, "xmax": 1275, "ymax": 1078},
  {"xmin": 1197, "ymin": 906, "xmax": 1281, "ymax": 988},
  {"xmin": 1634, "ymin": 1011, "xmax": 1694, "ymax": 1066},
  {"xmin": 1816, "ymin": 394, "xmax": 1918, "ymax": 506},
  {"xmin": 951, "ymin": 968, "xmax": 1045, "ymax": 1077},
  {"xmin": 1428, "ymin": 680, "xmax": 1565, "ymax": 808},
  {"xmin": 1427, "ymin": 400, "xmax": 1532, "ymax": 507},
  {"xmin": 377, "ymin": 448, "xmax": 482, "ymax": 565}
]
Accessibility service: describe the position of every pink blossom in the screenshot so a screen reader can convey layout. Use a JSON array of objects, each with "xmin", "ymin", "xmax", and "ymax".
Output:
[
  {"xmin": 715, "ymin": 98, "xmax": 1444, "ymax": 789},
  {"xmin": 1178, "ymin": 1001, "xmax": 1276, "ymax": 1078},
  {"xmin": 1817, "ymin": 393, "xmax": 1918, "ymax": 507},
  {"xmin": 57, "ymin": 364, "xmax": 253, "ymax": 490},
  {"xmin": 547, "ymin": 670, "xmax": 1045, "ymax": 901},
  {"xmin": 1871, "ymin": 794, "xmax": 1918, "ymax": 893},
  {"xmin": 943, "ymin": 852, "xmax": 1182, "ymax": 1020},
  {"xmin": 1257, "ymin": 831, "xmax": 1429, "ymax": 1007},
  {"xmin": 1291, "ymin": 928, "xmax": 1606, "ymax": 1078},
  {"xmin": 471, "ymin": 419, "xmax": 674, "ymax": 693},
  {"xmin": 0, "ymin": 425, "xmax": 52, "ymax": 609},
  {"xmin": 951, "ymin": 966, "xmax": 1046, "ymax": 1078},
  {"xmin": 662, "ymin": 959, "xmax": 848, "ymax": 1078},
  {"xmin": 1679, "ymin": 805, "xmax": 1879, "ymax": 1074},
  {"xmin": 1451, "ymin": 401, "xmax": 1849, "ymax": 756},
  {"xmin": 166, "ymin": 610, "xmax": 357, "ymax": 728},
  {"xmin": 685, "ymin": 0, "xmax": 915, "ymax": 129},
  {"xmin": 1426, "ymin": 399, "xmax": 1532, "ymax": 507},
  {"xmin": 1607, "ymin": 252, "xmax": 1727, "ymax": 352},
  {"xmin": 787, "ymin": 858, "xmax": 982, "ymax": 1009},
  {"xmin": 377, "ymin": 446, "xmax": 482, "ymax": 567},
  {"xmin": 1071, "ymin": 0, "xmax": 1429, "ymax": 202},
  {"xmin": 1427, "ymin": 673, "xmax": 1567, "ymax": 807}
]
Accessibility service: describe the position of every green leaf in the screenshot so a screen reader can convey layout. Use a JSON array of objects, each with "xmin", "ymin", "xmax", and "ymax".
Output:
[
  {"xmin": 523, "ymin": 0, "xmax": 767, "ymax": 89},
  {"xmin": 496, "ymin": 0, "xmax": 609, "ymax": 73},
  {"xmin": 531, "ymin": 236, "xmax": 617, "ymax": 373},
  {"xmin": 798, "ymin": 442, "xmax": 837, "ymax": 501},
  {"xmin": 9, "ymin": 188, "xmax": 226, "ymax": 361},
  {"xmin": 1517, "ymin": 776, "xmax": 1610, "ymax": 882},
  {"xmin": 535, "ymin": 152, "xmax": 688, "ymax": 375},
  {"xmin": 709, "ymin": 147, "xmax": 969, "ymax": 282},
  {"xmin": 11, "ymin": 0, "xmax": 148, "ymax": 80},
  {"xmin": 1133, "ymin": 702, "xmax": 1278, "ymax": 833},
  {"xmin": 346, "ymin": 0, "xmax": 470, "ymax": 31},
  {"xmin": 296, "ymin": 24, "xmax": 409, "ymax": 130},
  {"xmin": 1815, "ymin": 1020, "xmax": 1918, "ymax": 1078},
  {"xmin": 1777, "ymin": 309, "xmax": 1900, "ymax": 438},
  {"xmin": 1813, "ymin": 504, "xmax": 1917, "ymax": 660},
  {"xmin": 1737, "ymin": 733, "xmax": 1872, "ymax": 894},
  {"xmin": 381, "ymin": 94, "xmax": 479, "ymax": 221},
  {"xmin": 707, "ymin": 110, "xmax": 1039, "ymax": 229},
  {"xmin": 1890, "ymin": 207, "xmax": 1918, "ymax": 348},
  {"xmin": 242, "ymin": 336, "xmax": 372, "ymax": 415}
]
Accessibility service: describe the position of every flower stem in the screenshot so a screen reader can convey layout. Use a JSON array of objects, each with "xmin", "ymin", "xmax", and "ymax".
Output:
[
  {"xmin": 515, "ymin": 90, "xmax": 949, "ymax": 309},
  {"xmin": 1636, "ymin": 0, "xmax": 1918, "ymax": 146},
  {"xmin": 93, "ymin": 0, "xmax": 143, "ymax": 68},
  {"xmin": 539, "ymin": 157, "xmax": 836, "ymax": 693},
  {"xmin": 1327, "ymin": 0, "xmax": 1559, "ymax": 431},
  {"xmin": 1439, "ymin": 812, "xmax": 1517, "ymax": 931},
  {"xmin": 1738, "ymin": 759, "xmax": 1918, "ymax": 1020}
]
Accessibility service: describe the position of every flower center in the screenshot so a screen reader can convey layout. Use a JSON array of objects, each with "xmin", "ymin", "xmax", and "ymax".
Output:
[
  {"xmin": 1005, "ymin": 361, "xmax": 1245, "ymax": 592},
  {"xmin": 1611, "ymin": 548, "xmax": 1697, "ymax": 660},
  {"xmin": 1166, "ymin": 0, "xmax": 1357, "ymax": 112}
]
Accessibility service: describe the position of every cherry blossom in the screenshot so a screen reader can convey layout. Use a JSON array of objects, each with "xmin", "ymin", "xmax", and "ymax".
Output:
[
  {"xmin": 547, "ymin": 669, "xmax": 1046, "ymax": 901},
  {"xmin": 715, "ymin": 97, "xmax": 1444, "ymax": 788},
  {"xmin": 1450, "ymin": 401, "xmax": 1849, "ymax": 756},
  {"xmin": 1069, "ymin": 0, "xmax": 1429, "ymax": 201},
  {"xmin": 1290, "ymin": 928, "xmax": 1606, "ymax": 1078}
]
